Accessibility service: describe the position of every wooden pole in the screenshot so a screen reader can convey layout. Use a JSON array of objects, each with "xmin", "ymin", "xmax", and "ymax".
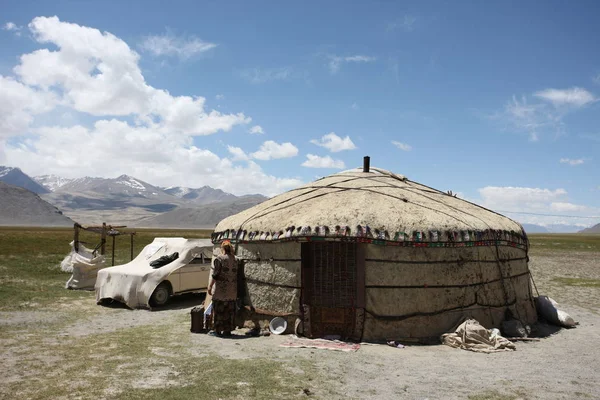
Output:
[
  {"xmin": 111, "ymin": 235, "xmax": 116, "ymax": 266},
  {"xmin": 130, "ymin": 233, "xmax": 135, "ymax": 261},
  {"xmin": 101, "ymin": 222, "xmax": 107, "ymax": 255},
  {"xmin": 74, "ymin": 223, "xmax": 80, "ymax": 253}
]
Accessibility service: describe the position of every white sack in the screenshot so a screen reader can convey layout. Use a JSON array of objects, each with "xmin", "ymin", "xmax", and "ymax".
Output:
[
  {"xmin": 63, "ymin": 241, "xmax": 106, "ymax": 290},
  {"xmin": 441, "ymin": 319, "xmax": 516, "ymax": 353},
  {"xmin": 535, "ymin": 296, "xmax": 576, "ymax": 328},
  {"xmin": 60, "ymin": 241, "xmax": 97, "ymax": 273}
]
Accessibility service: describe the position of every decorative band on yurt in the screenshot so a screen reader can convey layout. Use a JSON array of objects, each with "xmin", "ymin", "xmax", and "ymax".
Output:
[{"xmin": 211, "ymin": 226, "xmax": 528, "ymax": 250}]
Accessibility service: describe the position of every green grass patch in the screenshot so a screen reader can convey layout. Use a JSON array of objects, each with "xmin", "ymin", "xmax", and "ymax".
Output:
[
  {"xmin": 528, "ymin": 233, "xmax": 600, "ymax": 253},
  {"xmin": 552, "ymin": 277, "xmax": 600, "ymax": 288}
]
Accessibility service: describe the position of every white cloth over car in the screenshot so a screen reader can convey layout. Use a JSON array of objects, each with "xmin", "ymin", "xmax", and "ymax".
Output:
[
  {"xmin": 62, "ymin": 241, "xmax": 107, "ymax": 290},
  {"xmin": 95, "ymin": 238, "xmax": 214, "ymax": 309}
]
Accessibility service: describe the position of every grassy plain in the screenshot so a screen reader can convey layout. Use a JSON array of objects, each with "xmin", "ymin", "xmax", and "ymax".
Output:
[
  {"xmin": 1, "ymin": 229, "xmax": 599, "ymax": 399},
  {"xmin": 528, "ymin": 233, "xmax": 600, "ymax": 253}
]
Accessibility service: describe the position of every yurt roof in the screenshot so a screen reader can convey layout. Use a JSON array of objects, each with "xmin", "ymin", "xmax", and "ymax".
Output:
[{"xmin": 212, "ymin": 165, "xmax": 527, "ymax": 247}]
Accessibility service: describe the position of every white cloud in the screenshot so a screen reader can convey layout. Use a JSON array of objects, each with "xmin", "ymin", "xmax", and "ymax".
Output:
[
  {"xmin": 0, "ymin": 16, "xmax": 305, "ymax": 196},
  {"xmin": 594, "ymin": 73, "xmax": 600, "ymax": 85},
  {"xmin": 239, "ymin": 67, "xmax": 292, "ymax": 84},
  {"xmin": 251, "ymin": 141, "xmax": 298, "ymax": 160},
  {"xmin": 534, "ymin": 87, "xmax": 596, "ymax": 108},
  {"xmin": 310, "ymin": 132, "xmax": 356, "ymax": 152},
  {"xmin": 327, "ymin": 55, "xmax": 376, "ymax": 74},
  {"xmin": 492, "ymin": 88, "xmax": 597, "ymax": 141},
  {"xmin": 492, "ymin": 95, "xmax": 564, "ymax": 141},
  {"xmin": 3, "ymin": 22, "xmax": 18, "ymax": 30},
  {"xmin": 391, "ymin": 140, "xmax": 412, "ymax": 151},
  {"xmin": 0, "ymin": 75, "xmax": 58, "ymax": 138},
  {"xmin": 387, "ymin": 15, "xmax": 416, "ymax": 32},
  {"xmin": 479, "ymin": 187, "xmax": 567, "ymax": 210},
  {"xmin": 249, "ymin": 125, "xmax": 265, "ymax": 135},
  {"xmin": 13, "ymin": 16, "xmax": 249, "ymax": 134},
  {"xmin": 476, "ymin": 186, "xmax": 600, "ymax": 227},
  {"xmin": 140, "ymin": 31, "xmax": 217, "ymax": 59},
  {"xmin": 550, "ymin": 202, "xmax": 588, "ymax": 212},
  {"xmin": 215, "ymin": 94, "xmax": 225, "ymax": 100},
  {"xmin": 227, "ymin": 145, "xmax": 249, "ymax": 161},
  {"xmin": 5, "ymin": 122, "xmax": 301, "ymax": 196},
  {"xmin": 344, "ymin": 55, "xmax": 376, "ymax": 63},
  {"xmin": 559, "ymin": 158, "xmax": 584, "ymax": 166},
  {"xmin": 301, "ymin": 154, "xmax": 345, "ymax": 169},
  {"xmin": 2, "ymin": 22, "xmax": 22, "ymax": 35}
]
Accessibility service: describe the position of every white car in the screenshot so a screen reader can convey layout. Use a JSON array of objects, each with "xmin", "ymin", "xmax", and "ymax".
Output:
[{"xmin": 95, "ymin": 238, "xmax": 214, "ymax": 309}]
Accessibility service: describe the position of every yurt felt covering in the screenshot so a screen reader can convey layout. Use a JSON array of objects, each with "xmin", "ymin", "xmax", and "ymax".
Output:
[{"xmin": 212, "ymin": 168, "xmax": 537, "ymax": 341}]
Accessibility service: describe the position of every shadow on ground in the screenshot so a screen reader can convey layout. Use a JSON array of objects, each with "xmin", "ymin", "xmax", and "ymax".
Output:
[
  {"xmin": 97, "ymin": 292, "xmax": 206, "ymax": 311},
  {"xmin": 531, "ymin": 320, "xmax": 569, "ymax": 338}
]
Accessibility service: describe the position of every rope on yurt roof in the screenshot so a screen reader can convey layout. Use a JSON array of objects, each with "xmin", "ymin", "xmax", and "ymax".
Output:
[
  {"xmin": 272, "ymin": 170, "xmax": 522, "ymax": 235},
  {"xmin": 237, "ymin": 182, "xmax": 480, "ymax": 230},
  {"xmin": 369, "ymin": 167, "xmax": 406, "ymax": 181},
  {"xmin": 234, "ymin": 188, "xmax": 350, "ymax": 231},
  {"xmin": 229, "ymin": 169, "xmax": 519, "ymax": 235}
]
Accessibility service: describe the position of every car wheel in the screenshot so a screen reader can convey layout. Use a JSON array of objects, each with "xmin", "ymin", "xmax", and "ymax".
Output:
[{"xmin": 150, "ymin": 282, "xmax": 171, "ymax": 307}]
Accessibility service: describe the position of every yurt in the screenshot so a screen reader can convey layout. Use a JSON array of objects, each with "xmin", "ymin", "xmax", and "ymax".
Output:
[{"xmin": 211, "ymin": 158, "xmax": 537, "ymax": 342}]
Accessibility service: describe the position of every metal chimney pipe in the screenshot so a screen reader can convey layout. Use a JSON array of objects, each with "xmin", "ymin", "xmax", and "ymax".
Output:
[{"xmin": 363, "ymin": 156, "xmax": 370, "ymax": 172}]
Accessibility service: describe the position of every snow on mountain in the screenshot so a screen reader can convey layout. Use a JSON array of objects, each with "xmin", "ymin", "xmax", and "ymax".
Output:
[
  {"xmin": 33, "ymin": 175, "xmax": 74, "ymax": 191},
  {"xmin": 0, "ymin": 166, "xmax": 12, "ymax": 178},
  {"xmin": 163, "ymin": 185, "xmax": 240, "ymax": 204},
  {"xmin": 115, "ymin": 175, "xmax": 146, "ymax": 191},
  {"xmin": 48, "ymin": 174, "xmax": 177, "ymax": 206},
  {"xmin": 163, "ymin": 186, "xmax": 192, "ymax": 198},
  {"xmin": 0, "ymin": 166, "xmax": 49, "ymax": 194}
]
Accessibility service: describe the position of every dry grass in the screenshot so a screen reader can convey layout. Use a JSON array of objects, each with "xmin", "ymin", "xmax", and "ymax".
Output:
[{"xmin": 1, "ymin": 319, "xmax": 323, "ymax": 400}]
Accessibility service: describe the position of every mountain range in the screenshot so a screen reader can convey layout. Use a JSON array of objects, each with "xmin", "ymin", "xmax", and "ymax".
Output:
[
  {"xmin": 0, "ymin": 165, "xmax": 268, "ymax": 228},
  {"xmin": 521, "ymin": 223, "xmax": 590, "ymax": 234},
  {"xmin": 0, "ymin": 165, "xmax": 597, "ymax": 232}
]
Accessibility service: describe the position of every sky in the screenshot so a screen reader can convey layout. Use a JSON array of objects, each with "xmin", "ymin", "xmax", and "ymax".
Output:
[{"xmin": 0, "ymin": 0, "xmax": 599, "ymax": 229}]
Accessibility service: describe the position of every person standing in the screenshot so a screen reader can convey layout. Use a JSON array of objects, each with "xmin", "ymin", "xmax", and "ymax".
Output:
[{"xmin": 208, "ymin": 240, "xmax": 237, "ymax": 337}]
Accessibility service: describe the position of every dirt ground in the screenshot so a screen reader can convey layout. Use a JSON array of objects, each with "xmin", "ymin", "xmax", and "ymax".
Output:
[{"xmin": 1, "ymin": 250, "xmax": 599, "ymax": 400}]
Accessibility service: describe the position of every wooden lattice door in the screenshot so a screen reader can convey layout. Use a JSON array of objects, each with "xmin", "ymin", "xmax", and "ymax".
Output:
[{"xmin": 301, "ymin": 242, "xmax": 365, "ymax": 341}]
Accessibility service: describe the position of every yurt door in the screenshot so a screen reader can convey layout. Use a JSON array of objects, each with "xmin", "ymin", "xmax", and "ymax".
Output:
[{"xmin": 301, "ymin": 242, "xmax": 365, "ymax": 341}]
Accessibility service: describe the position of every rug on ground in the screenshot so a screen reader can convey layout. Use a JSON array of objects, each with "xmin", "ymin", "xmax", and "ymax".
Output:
[{"xmin": 280, "ymin": 336, "xmax": 360, "ymax": 352}]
